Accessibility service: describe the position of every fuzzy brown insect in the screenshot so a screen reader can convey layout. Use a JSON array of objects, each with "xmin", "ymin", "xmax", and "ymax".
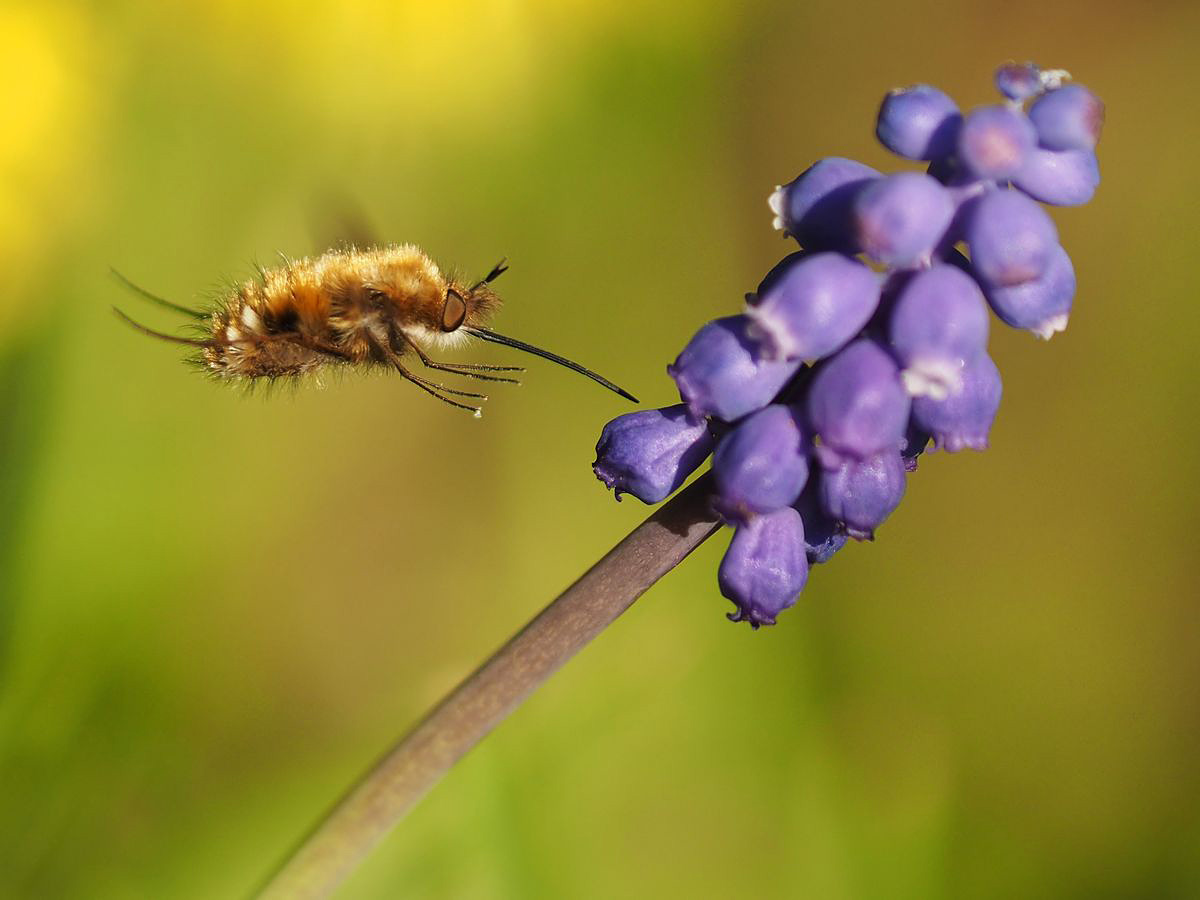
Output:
[{"xmin": 114, "ymin": 245, "xmax": 637, "ymax": 415}]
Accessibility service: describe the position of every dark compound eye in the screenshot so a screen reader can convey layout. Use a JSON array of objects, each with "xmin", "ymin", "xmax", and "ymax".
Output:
[{"xmin": 442, "ymin": 290, "xmax": 467, "ymax": 332}]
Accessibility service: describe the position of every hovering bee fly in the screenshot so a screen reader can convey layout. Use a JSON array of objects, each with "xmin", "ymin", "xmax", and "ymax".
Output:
[{"xmin": 114, "ymin": 245, "xmax": 637, "ymax": 415}]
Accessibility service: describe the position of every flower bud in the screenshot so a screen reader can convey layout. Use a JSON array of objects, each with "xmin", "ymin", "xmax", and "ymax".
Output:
[
  {"xmin": 911, "ymin": 353, "xmax": 1002, "ymax": 451},
  {"xmin": 853, "ymin": 173, "xmax": 955, "ymax": 268},
  {"xmin": 807, "ymin": 339, "xmax": 911, "ymax": 461},
  {"xmin": 981, "ymin": 242, "xmax": 1075, "ymax": 339},
  {"xmin": 817, "ymin": 448, "xmax": 907, "ymax": 540},
  {"xmin": 768, "ymin": 157, "xmax": 879, "ymax": 252},
  {"xmin": 668, "ymin": 316, "xmax": 802, "ymax": 423},
  {"xmin": 745, "ymin": 252, "xmax": 881, "ymax": 362},
  {"xmin": 1028, "ymin": 84, "xmax": 1104, "ymax": 152},
  {"xmin": 888, "ymin": 264, "xmax": 990, "ymax": 400},
  {"xmin": 957, "ymin": 105, "xmax": 1037, "ymax": 181},
  {"xmin": 994, "ymin": 62, "xmax": 1043, "ymax": 101},
  {"xmin": 964, "ymin": 189, "xmax": 1059, "ymax": 288},
  {"xmin": 876, "ymin": 84, "xmax": 961, "ymax": 161},
  {"xmin": 1013, "ymin": 147, "xmax": 1099, "ymax": 207},
  {"xmin": 712, "ymin": 404, "xmax": 809, "ymax": 523},
  {"xmin": 593, "ymin": 404, "xmax": 715, "ymax": 503},
  {"xmin": 719, "ymin": 507, "xmax": 809, "ymax": 628}
]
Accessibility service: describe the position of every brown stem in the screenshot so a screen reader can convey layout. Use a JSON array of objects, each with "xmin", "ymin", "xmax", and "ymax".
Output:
[{"xmin": 255, "ymin": 474, "xmax": 721, "ymax": 899}]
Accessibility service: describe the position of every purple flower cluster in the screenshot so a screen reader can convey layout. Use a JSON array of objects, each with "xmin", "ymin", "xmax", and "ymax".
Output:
[{"xmin": 593, "ymin": 62, "xmax": 1103, "ymax": 628}]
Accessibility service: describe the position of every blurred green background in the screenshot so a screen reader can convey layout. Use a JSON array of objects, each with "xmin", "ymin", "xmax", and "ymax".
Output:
[{"xmin": 2, "ymin": 0, "xmax": 1199, "ymax": 897}]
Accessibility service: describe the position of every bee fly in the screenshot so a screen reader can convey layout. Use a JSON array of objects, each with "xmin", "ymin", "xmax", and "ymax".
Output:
[{"xmin": 113, "ymin": 245, "xmax": 638, "ymax": 415}]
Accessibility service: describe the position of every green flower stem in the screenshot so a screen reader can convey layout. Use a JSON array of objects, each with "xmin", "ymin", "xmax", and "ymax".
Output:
[{"xmin": 255, "ymin": 474, "xmax": 721, "ymax": 899}]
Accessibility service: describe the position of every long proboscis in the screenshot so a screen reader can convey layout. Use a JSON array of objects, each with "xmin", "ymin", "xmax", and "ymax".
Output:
[{"xmin": 465, "ymin": 327, "xmax": 638, "ymax": 403}]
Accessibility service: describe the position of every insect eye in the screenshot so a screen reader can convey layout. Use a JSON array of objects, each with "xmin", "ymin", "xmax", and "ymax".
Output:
[{"xmin": 442, "ymin": 290, "xmax": 467, "ymax": 332}]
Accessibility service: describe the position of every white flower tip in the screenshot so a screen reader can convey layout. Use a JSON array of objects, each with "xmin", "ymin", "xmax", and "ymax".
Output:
[
  {"xmin": 1031, "ymin": 313, "xmax": 1069, "ymax": 340},
  {"xmin": 767, "ymin": 186, "xmax": 786, "ymax": 226},
  {"xmin": 1040, "ymin": 68, "xmax": 1071, "ymax": 90},
  {"xmin": 901, "ymin": 358, "xmax": 964, "ymax": 401},
  {"xmin": 743, "ymin": 307, "xmax": 794, "ymax": 361}
]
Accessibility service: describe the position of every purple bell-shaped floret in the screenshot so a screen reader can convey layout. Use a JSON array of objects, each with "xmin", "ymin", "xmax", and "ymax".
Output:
[
  {"xmin": 888, "ymin": 263, "xmax": 990, "ymax": 400},
  {"xmin": 1028, "ymin": 84, "xmax": 1104, "ymax": 152},
  {"xmin": 719, "ymin": 507, "xmax": 809, "ymax": 628},
  {"xmin": 712, "ymin": 403, "xmax": 810, "ymax": 523},
  {"xmin": 964, "ymin": 189, "xmax": 1059, "ymax": 288},
  {"xmin": 981, "ymin": 243, "xmax": 1075, "ymax": 339},
  {"xmin": 817, "ymin": 448, "xmax": 907, "ymax": 541},
  {"xmin": 911, "ymin": 353, "xmax": 1002, "ymax": 451},
  {"xmin": 994, "ymin": 62, "xmax": 1044, "ymax": 101},
  {"xmin": 768, "ymin": 157, "xmax": 879, "ymax": 252},
  {"xmin": 957, "ymin": 105, "xmax": 1037, "ymax": 181},
  {"xmin": 668, "ymin": 316, "xmax": 802, "ymax": 423},
  {"xmin": 876, "ymin": 84, "xmax": 961, "ymax": 161},
  {"xmin": 593, "ymin": 404, "xmax": 716, "ymax": 504},
  {"xmin": 745, "ymin": 252, "xmax": 881, "ymax": 362},
  {"xmin": 1013, "ymin": 147, "xmax": 1099, "ymax": 207},
  {"xmin": 807, "ymin": 339, "xmax": 911, "ymax": 462},
  {"xmin": 853, "ymin": 173, "xmax": 955, "ymax": 268}
]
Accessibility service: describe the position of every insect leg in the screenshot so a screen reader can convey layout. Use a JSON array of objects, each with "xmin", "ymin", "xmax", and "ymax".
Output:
[
  {"xmin": 367, "ymin": 335, "xmax": 486, "ymax": 415},
  {"xmin": 290, "ymin": 334, "xmax": 486, "ymax": 401},
  {"xmin": 397, "ymin": 332, "xmax": 522, "ymax": 383},
  {"xmin": 110, "ymin": 270, "xmax": 208, "ymax": 319}
]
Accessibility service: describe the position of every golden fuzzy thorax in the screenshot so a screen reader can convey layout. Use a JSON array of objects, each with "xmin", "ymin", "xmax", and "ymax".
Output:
[{"xmin": 204, "ymin": 244, "xmax": 500, "ymax": 379}]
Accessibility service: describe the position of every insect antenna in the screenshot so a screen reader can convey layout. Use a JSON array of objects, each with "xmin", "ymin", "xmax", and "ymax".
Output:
[
  {"xmin": 463, "ymin": 327, "xmax": 638, "ymax": 403},
  {"xmin": 470, "ymin": 258, "xmax": 509, "ymax": 291},
  {"xmin": 110, "ymin": 269, "xmax": 208, "ymax": 319},
  {"xmin": 112, "ymin": 307, "xmax": 217, "ymax": 347}
]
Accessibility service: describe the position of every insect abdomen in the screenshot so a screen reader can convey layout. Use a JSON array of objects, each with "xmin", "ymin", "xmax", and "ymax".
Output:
[{"xmin": 205, "ymin": 278, "xmax": 332, "ymax": 379}]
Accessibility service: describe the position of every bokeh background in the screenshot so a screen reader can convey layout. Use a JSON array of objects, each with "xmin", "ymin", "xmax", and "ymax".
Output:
[{"xmin": 2, "ymin": 0, "xmax": 1199, "ymax": 897}]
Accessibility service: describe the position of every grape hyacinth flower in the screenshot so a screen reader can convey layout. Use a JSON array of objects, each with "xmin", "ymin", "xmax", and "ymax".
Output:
[
  {"xmin": 592, "ymin": 61, "xmax": 1103, "ymax": 628},
  {"xmin": 593, "ymin": 405, "xmax": 716, "ymax": 503},
  {"xmin": 817, "ymin": 448, "xmax": 907, "ymax": 541},
  {"xmin": 1013, "ymin": 147, "xmax": 1100, "ymax": 207},
  {"xmin": 875, "ymin": 84, "xmax": 961, "ymax": 161},
  {"xmin": 719, "ymin": 507, "xmax": 809, "ymax": 627},
  {"xmin": 769, "ymin": 157, "xmax": 879, "ymax": 252},
  {"xmin": 807, "ymin": 339, "xmax": 911, "ymax": 463},
  {"xmin": 853, "ymin": 173, "xmax": 955, "ymax": 268},
  {"xmin": 1028, "ymin": 84, "xmax": 1105, "ymax": 152},
  {"xmin": 912, "ymin": 353, "xmax": 1003, "ymax": 451},
  {"xmin": 711, "ymin": 404, "xmax": 809, "ymax": 523},
  {"xmin": 994, "ymin": 62, "xmax": 1044, "ymax": 101},
  {"xmin": 745, "ymin": 252, "xmax": 881, "ymax": 362},
  {"xmin": 888, "ymin": 264, "xmax": 990, "ymax": 399},
  {"xmin": 964, "ymin": 189, "xmax": 1059, "ymax": 288},
  {"xmin": 979, "ymin": 243, "xmax": 1076, "ymax": 339},
  {"xmin": 956, "ymin": 104, "xmax": 1038, "ymax": 181},
  {"xmin": 668, "ymin": 316, "xmax": 801, "ymax": 422}
]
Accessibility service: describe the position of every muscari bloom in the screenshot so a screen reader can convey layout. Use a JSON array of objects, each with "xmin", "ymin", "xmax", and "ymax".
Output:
[
  {"xmin": 817, "ymin": 448, "xmax": 907, "ymax": 541},
  {"xmin": 668, "ymin": 316, "xmax": 801, "ymax": 423},
  {"xmin": 745, "ymin": 252, "xmax": 881, "ymax": 362},
  {"xmin": 711, "ymin": 403, "xmax": 809, "ymax": 523},
  {"xmin": 593, "ymin": 404, "xmax": 715, "ymax": 503},
  {"xmin": 593, "ymin": 61, "xmax": 1101, "ymax": 627}
]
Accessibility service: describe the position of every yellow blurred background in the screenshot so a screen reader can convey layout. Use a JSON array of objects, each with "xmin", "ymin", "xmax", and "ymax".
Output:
[{"xmin": 2, "ymin": 0, "xmax": 1198, "ymax": 896}]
